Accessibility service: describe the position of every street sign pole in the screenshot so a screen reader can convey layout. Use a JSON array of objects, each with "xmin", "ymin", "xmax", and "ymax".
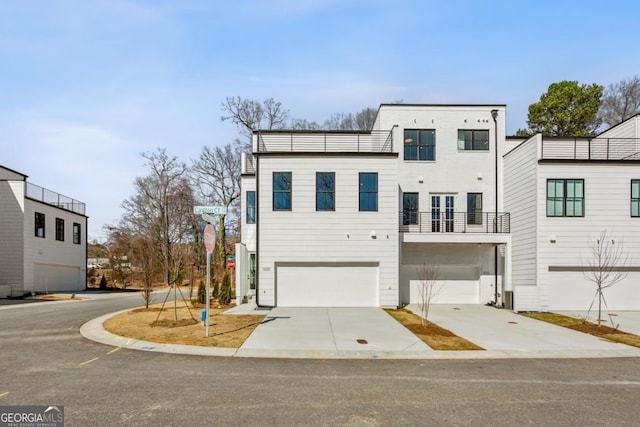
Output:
[{"xmin": 205, "ymin": 250, "xmax": 210, "ymax": 337}]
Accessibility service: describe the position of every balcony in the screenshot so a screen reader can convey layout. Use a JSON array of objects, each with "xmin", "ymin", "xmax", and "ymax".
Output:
[
  {"xmin": 255, "ymin": 130, "xmax": 394, "ymax": 154},
  {"xmin": 399, "ymin": 212, "xmax": 510, "ymax": 234},
  {"xmin": 541, "ymin": 137, "xmax": 640, "ymax": 161},
  {"xmin": 26, "ymin": 182, "xmax": 86, "ymax": 215}
]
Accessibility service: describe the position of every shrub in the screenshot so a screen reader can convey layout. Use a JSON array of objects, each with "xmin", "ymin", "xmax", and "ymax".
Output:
[
  {"xmin": 197, "ymin": 280, "xmax": 206, "ymax": 304},
  {"xmin": 218, "ymin": 270, "xmax": 231, "ymax": 305}
]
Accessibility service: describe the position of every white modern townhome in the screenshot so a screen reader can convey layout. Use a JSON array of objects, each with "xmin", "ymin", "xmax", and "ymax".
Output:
[
  {"xmin": 0, "ymin": 165, "xmax": 88, "ymax": 298},
  {"xmin": 235, "ymin": 104, "xmax": 512, "ymax": 308},
  {"xmin": 504, "ymin": 114, "xmax": 640, "ymax": 312}
]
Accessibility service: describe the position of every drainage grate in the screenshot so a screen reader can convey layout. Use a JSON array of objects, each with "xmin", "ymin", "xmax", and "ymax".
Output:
[{"xmin": 357, "ymin": 339, "xmax": 368, "ymax": 344}]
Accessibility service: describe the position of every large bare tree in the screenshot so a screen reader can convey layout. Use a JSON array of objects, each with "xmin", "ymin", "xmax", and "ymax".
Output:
[
  {"xmin": 599, "ymin": 75, "xmax": 640, "ymax": 128},
  {"xmin": 191, "ymin": 143, "xmax": 242, "ymax": 270},
  {"xmin": 221, "ymin": 97, "xmax": 290, "ymax": 149},
  {"xmin": 118, "ymin": 148, "xmax": 194, "ymax": 287}
]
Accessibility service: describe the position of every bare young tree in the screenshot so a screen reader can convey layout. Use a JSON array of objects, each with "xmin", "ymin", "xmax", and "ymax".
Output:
[
  {"xmin": 132, "ymin": 235, "xmax": 158, "ymax": 309},
  {"xmin": 582, "ymin": 230, "xmax": 629, "ymax": 327},
  {"xmin": 191, "ymin": 143, "xmax": 241, "ymax": 270},
  {"xmin": 599, "ymin": 75, "xmax": 640, "ymax": 128},
  {"xmin": 416, "ymin": 263, "xmax": 440, "ymax": 326}
]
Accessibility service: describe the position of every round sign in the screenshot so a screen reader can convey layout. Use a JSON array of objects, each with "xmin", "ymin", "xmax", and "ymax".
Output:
[{"xmin": 204, "ymin": 224, "xmax": 216, "ymax": 254}]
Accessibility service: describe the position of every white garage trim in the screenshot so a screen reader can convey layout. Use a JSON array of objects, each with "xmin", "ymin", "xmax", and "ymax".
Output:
[{"xmin": 276, "ymin": 262, "xmax": 379, "ymax": 307}]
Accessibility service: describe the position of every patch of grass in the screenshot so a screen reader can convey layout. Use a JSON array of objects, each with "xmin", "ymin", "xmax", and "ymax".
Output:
[
  {"xmin": 104, "ymin": 302, "xmax": 265, "ymax": 348},
  {"xmin": 385, "ymin": 308, "xmax": 484, "ymax": 351},
  {"xmin": 523, "ymin": 312, "xmax": 640, "ymax": 349}
]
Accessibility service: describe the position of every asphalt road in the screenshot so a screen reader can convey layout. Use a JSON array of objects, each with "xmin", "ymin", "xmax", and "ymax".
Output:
[{"xmin": 1, "ymin": 292, "xmax": 639, "ymax": 426}]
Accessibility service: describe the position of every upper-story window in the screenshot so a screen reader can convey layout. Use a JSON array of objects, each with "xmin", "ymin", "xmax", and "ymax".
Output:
[
  {"xmin": 73, "ymin": 222, "xmax": 81, "ymax": 244},
  {"xmin": 404, "ymin": 129, "xmax": 435, "ymax": 161},
  {"xmin": 458, "ymin": 130, "xmax": 489, "ymax": 151},
  {"xmin": 273, "ymin": 172, "xmax": 292, "ymax": 211},
  {"xmin": 35, "ymin": 212, "xmax": 45, "ymax": 238},
  {"xmin": 632, "ymin": 180, "xmax": 640, "ymax": 217},
  {"xmin": 246, "ymin": 191, "xmax": 256, "ymax": 223},
  {"xmin": 316, "ymin": 172, "xmax": 335, "ymax": 211},
  {"xmin": 467, "ymin": 193, "xmax": 483, "ymax": 225},
  {"xmin": 547, "ymin": 179, "xmax": 584, "ymax": 217},
  {"xmin": 55, "ymin": 218, "xmax": 64, "ymax": 241},
  {"xmin": 359, "ymin": 173, "xmax": 378, "ymax": 211}
]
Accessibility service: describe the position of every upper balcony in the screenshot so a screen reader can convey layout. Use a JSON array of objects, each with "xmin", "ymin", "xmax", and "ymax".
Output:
[
  {"xmin": 254, "ymin": 130, "xmax": 394, "ymax": 154},
  {"xmin": 26, "ymin": 182, "xmax": 86, "ymax": 215},
  {"xmin": 541, "ymin": 137, "xmax": 640, "ymax": 161},
  {"xmin": 399, "ymin": 211, "xmax": 510, "ymax": 234}
]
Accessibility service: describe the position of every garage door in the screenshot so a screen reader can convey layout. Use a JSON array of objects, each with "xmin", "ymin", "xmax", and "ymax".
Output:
[
  {"xmin": 408, "ymin": 265, "xmax": 480, "ymax": 304},
  {"xmin": 548, "ymin": 271, "xmax": 640, "ymax": 310},
  {"xmin": 276, "ymin": 263, "xmax": 378, "ymax": 307},
  {"xmin": 34, "ymin": 263, "xmax": 81, "ymax": 292}
]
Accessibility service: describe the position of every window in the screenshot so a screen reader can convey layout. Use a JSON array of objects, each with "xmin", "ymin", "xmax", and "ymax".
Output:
[
  {"xmin": 273, "ymin": 172, "xmax": 292, "ymax": 211},
  {"xmin": 403, "ymin": 193, "xmax": 418, "ymax": 225},
  {"xmin": 404, "ymin": 129, "xmax": 435, "ymax": 160},
  {"xmin": 359, "ymin": 173, "xmax": 378, "ymax": 211},
  {"xmin": 246, "ymin": 191, "xmax": 256, "ymax": 223},
  {"xmin": 632, "ymin": 180, "xmax": 640, "ymax": 217},
  {"xmin": 56, "ymin": 218, "xmax": 64, "ymax": 241},
  {"xmin": 73, "ymin": 222, "xmax": 81, "ymax": 244},
  {"xmin": 316, "ymin": 172, "xmax": 335, "ymax": 211},
  {"xmin": 467, "ymin": 193, "xmax": 483, "ymax": 225},
  {"xmin": 547, "ymin": 179, "xmax": 584, "ymax": 217},
  {"xmin": 458, "ymin": 130, "xmax": 489, "ymax": 151},
  {"xmin": 249, "ymin": 253, "xmax": 256, "ymax": 290},
  {"xmin": 35, "ymin": 212, "xmax": 45, "ymax": 238}
]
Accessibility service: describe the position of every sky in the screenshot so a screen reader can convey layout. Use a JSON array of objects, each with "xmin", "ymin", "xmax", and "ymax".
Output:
[{"xmin": 1, "ymin": 0, "xmax": 639, "ymax": 242}]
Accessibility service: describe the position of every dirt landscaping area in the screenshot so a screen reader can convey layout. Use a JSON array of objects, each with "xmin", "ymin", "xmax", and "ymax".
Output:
[
  {"xmin": 33, "ymin": 293, "xmax": 86, "ymax": 301},
  {"xmin": 385, "ymin": 308, "xmax": 484, "ymax": 350},
  {"xmin": 104, "ymin": 302, "xmax": 265, "ymax": 348}
]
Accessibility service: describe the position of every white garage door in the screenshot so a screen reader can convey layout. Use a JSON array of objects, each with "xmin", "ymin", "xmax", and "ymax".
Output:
[
  {"xmin": 408, "ymin": 265, "xmax": 480, "ymax": 304},
  {"xmin": 34, "ymin": 263, "xmax": 81, "ymax": 292},
  {"xmin": 548, "ymin": 271, "xmax": 640, "ymax": 310},
  {"xmin": 276, "ymin": 263, "xmax": 378, "ymax": 307}
]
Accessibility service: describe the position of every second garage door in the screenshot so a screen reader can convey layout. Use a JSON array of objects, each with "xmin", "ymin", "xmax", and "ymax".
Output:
[{"xmin": 276, "ymin": 263, "xmax": 378, "ymax": 307}]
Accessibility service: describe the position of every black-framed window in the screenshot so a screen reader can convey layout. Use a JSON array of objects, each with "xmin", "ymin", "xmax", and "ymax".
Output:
[
  {"xmin": 547, "ymin": 179, "xmax": 584, "ymax": 217},
  {"xmin": 458, "ymin": 130, "xmax": 489, "ymax": 151},
  {"xmin": 404, "ymin": 129, "xmax": 435, "ymax": 160},
  {"xmin": 55, "ymin": 218, "xmax": 64, "ymax": 241},
  {"xmin": 467, "ymin": 193, "xmax": 483, "ymax": 225},
  {"xmin": 316, "ymin": 172, "xmax": 335, "ymax": 211},
  {"xmin": 246, "ymin": 191, "xmax": 256, "ymax": 223},
  {"xmin": 35, "ymin": 212, "xmax": 45, "ymax": 238},
  {"xmin": 359, "ymin": 173, "xmax": 378, "ymax": 211},
  {"xmin": 632, "ymin": 180, "xmax": 640, "ymax": 217},
  {"xmin": 73, "ymin": 222, "xmax": 81, "ymax": 244},
  {"xmin": 273, "ymin": 172, "xmax": 292, "ymax": 211},
  {"xmin": 403, "ymin": 193, "xmax": 418, "ymax": 225}
]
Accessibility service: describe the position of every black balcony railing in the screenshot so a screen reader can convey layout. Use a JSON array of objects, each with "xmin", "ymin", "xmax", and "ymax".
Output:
[
  {"xmin": 26, "ymin": 182, "xmax": 86, "ymax": 215},
  {"xmin": 541, "ymin": 137, "xmax": 640, "ymax": 160},
  {"xmin": 399, "ymin": 211, "xmax": 510, "ymax": 234}
]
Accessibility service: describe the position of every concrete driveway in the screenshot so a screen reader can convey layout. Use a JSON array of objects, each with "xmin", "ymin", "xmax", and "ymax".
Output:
[
  {"xmin": 239, "ymin": 307, "xmax": 431, "ymax": 355},
  {"xmin": 409, "ymin": 304, "xmax": 635, "ymax": 353}
]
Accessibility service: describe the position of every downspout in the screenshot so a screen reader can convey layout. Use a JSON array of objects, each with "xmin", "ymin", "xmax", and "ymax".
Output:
[
  {"xmin": 255, "ymin": 150, "xmax": 260, "ymax": 307},
  {"xmin": 491, "ymin": 109, "xmax": 499, "ymax": 306}
]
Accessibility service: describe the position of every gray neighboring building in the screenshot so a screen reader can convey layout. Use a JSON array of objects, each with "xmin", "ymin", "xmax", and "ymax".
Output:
[{"xmin": 0, "ymin": 165, "xmax": 87, "ymax": 297}]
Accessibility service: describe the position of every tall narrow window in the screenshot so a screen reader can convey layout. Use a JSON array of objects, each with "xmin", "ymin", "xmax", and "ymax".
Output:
[
  {"xmin": 316, "ymin": 172, "xmax": 335, "ymax": 211},
  {"xmin": 457, "ymin": 130, "xmax": 490, "ymax": 150},
  {"xmin": 467, "ymin": 193, "xmax": 483, "ymax": 225},
  {"xmin": 35, "ymin": 212, "xmax": 45, "ymax": 238},
  {"xmin": 632, "ymin": 180, "xmax": 640, "ymax": 217},
  {"xmin": 246, "ymin": 191, "xmax": 256, "ymax": 223},
  {"xmin": 404, "ymin": 129, "xmax": 435, "ymax": 160},
  {"xmin": 273, "ymin": 172, "xmax": 292, "ymax": 211},
  {"xmin": 403, "ymin": 193, "xmax": 418, "ymax": 225},
  {"xmin": 547, "ymin": 179, "xmax": 584, "ymax": 217},
  {"xmin": 55, "ymin": 218, "xmax": 65, "ymax": 241},
  {"xmin": 359, "ymin": 173, "xmax": 378, "ymax": 211},
  {"xmin": 73, "ymin": 222, "xmax": 81, "ymax": 244}
]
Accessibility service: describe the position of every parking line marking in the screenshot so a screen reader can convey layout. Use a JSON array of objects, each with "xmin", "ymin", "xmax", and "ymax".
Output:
[
  {"xmin": 0, "ymin": 392, "xmax": 8, "ymax": 397},
  {"xmin": 107, "ymin": 347, "xmax": 122, "ymax": 355},
  {"xmin": 80, "ymin": 357, "xmax": 99, "ymax": 366}
]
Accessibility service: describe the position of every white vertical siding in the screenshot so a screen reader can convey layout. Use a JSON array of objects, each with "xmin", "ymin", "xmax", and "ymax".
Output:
[
  {"xmin": 256, "ymin": 155, "xmax": 399, "ymax": 307},
  {"xmin": 0, "ymin": 180, "xmax": 25, "ymax": 296},
  {"xmin": 504, "ymin": 136, "xmax": 540, "ymax": 311}
]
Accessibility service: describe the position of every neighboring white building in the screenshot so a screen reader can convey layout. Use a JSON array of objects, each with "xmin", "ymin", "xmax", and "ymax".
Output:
[
  {"xmin": 236, "ymin": 104, "xmax": 512, "ymax": 308},
  {"xmin": 0, "ymin": 165, "xmax": 88, "ymax": 297},
  {"xmin": 504, "ymin": 114, "xmax": 640, "ymax": 311}
]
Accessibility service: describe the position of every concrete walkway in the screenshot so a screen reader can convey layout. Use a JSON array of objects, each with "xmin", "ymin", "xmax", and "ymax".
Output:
[{"xmin": 79, "ymin": 304, "xmax": 640, "ymax": 360}]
